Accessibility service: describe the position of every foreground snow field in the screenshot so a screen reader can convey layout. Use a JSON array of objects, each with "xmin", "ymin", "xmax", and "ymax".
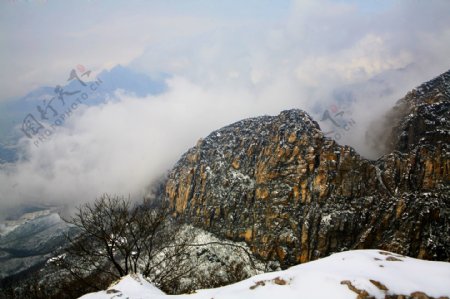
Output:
[{"xmin": 79, "ymin": 250, "xmax": 450, "ymax": 299}]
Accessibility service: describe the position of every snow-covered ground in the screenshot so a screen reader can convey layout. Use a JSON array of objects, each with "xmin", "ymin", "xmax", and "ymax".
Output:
[
  {"xmin": 79, "ymin": 249, "xmax": 450, "ymax": 299},
  {"xmin": 0, "ymin": 208, "xmax": 56, "ymax": 236},
  {"xmin": 0, "ymin": 208, "xmax": 72, "ymax": 279}
]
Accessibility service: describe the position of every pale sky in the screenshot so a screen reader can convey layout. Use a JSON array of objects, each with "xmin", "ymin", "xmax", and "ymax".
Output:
[
  {"xmin": 0, "ymin": 0, "xmax": 291, "ymax": 100},
  {"xmin": 1, "ymin": 0, "xmax": 449, "ymax": 100},
  {"xmin": 0, "ymin": 0, "xmax": 418, "ymax": 101}
]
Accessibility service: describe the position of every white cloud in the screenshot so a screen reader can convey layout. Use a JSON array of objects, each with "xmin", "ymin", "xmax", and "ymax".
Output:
[{"xmin": 0, "ymin": 77, "xmax": 280, "ymax": 218}]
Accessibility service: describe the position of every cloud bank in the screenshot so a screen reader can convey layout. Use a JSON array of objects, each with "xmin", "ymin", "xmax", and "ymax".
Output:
[{"xmin": 1, "ymin": 0, "xmax": 450, "ymax": 218}]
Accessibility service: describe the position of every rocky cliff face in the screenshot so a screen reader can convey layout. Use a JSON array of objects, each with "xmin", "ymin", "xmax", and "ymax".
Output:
[
  {"xmin": 164, "ymin": 71, "xmax": 450, "ymax": 267},
  {"xmin": 388, "ymin": 70, "xmax": 450, "ymax": 153}
]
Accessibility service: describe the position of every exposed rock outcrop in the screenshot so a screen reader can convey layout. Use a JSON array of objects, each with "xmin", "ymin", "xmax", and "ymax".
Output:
[
  {"xmin": 388, "ymin": 71, "xmax": 450, "ymax": 153},
  {"xmin": 165, "ymin": 71, "xmax": 450, "ymax": 267}
]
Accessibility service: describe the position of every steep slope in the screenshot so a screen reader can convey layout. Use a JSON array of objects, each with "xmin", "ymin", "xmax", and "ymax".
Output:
[
  {"xmin": 0, "ymin": 209, "xmax": 72, "ymax": 280},
  {"xmin": 388, "ymin": 70, "xmax": 450, "ymax": 153},
  {"xmin": 79, "ymin": 250, "xmax": 450, "ymax": 299},
  {"xmin": 164, "ymin": 71, "xmax": 450, "ymax": 267},
  {"xmin": 376, "ymin": 71, "xmax": 450, "ymax": 195}
]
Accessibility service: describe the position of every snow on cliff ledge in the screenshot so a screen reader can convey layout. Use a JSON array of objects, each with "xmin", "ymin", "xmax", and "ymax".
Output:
[{"xmin": 79, "ymin": 250, "xmax": 450, "ymax": 299}]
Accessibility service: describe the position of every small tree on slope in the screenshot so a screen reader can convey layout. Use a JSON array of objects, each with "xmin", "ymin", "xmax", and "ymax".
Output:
[{"xmin": 60, "ymin": 194, "xmax": 197, "ymax": 292}]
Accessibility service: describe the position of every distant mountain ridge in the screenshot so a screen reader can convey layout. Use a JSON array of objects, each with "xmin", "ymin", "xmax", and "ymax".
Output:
[
  {"xmin": 164, "ymin": 70, "xmax": 450, "ymax": 267},
  {"xmin": 0, "ymin": 65, "xmax": 167, "ymax": 163}
]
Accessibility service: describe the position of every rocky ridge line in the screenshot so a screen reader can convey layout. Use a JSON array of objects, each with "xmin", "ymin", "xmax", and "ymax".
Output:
[{"xmin": 164, "ymin": 70, "xmax": 450, "ymax": 267}]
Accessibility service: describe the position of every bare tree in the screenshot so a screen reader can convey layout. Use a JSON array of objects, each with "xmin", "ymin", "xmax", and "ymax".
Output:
[
  {"xmin": 63, "ymin": 195, "xmax": 133, "ymax": 279},
  {"xmin": 1, "ymin": 193, "xmax": 264, "ymax": 297},
  {"xmin": 60, "ymin": 194, "xmax": 199, "ymax": 292},
  {"xmin": 58, "ymin": 194, "xmax": 264, "ymax": 295}
]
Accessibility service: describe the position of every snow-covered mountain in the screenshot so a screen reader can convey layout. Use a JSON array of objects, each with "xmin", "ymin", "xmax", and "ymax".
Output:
[
  {"xmin": 79, "ymin": 250, "xmax": 450, "ymax": 299},
  {"xmin": 164, "ymin": 70, "xmax": 450, "ymax": 267},
  {"xmin": 1, "ymin": 70, "xmax": 449, "ymax": 298},
  {"xmin": 0, "ymin": 208, "xmax": 73, "ymax": 280}
]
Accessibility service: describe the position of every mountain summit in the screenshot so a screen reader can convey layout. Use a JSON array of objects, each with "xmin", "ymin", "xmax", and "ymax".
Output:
[
  {"xmin": 164, "ymin": 70, "xmax": 450, "ymax": 267},
  {"xmin": 388, "ymin": 70, "xmax": 450, "ymax": 153}
]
